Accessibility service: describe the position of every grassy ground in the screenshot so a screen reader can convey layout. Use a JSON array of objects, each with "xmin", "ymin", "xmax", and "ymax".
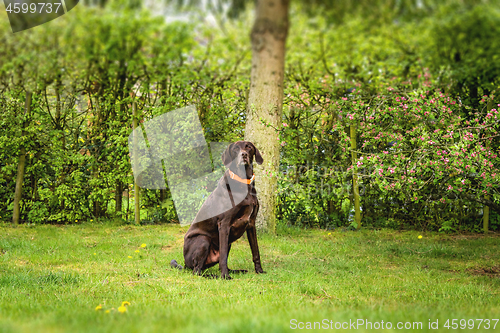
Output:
[{"xmin": 0, "ymin": 222, "xmax": 499, "ymax": 333}]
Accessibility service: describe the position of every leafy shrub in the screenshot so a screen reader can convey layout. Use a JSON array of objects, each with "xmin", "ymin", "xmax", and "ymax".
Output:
[{"xmin": 278, "ymin": 78, "xmax": 499, "ymax": 231}]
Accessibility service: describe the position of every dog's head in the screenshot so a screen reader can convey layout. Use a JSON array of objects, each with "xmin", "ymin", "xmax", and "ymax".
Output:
[{"xmin": 222, "ymin": 141, "xmax": 263, "ymax": 168}]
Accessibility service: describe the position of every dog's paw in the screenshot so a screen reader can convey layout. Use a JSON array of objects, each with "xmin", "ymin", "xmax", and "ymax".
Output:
[
  {"xmin": 255, "ymin": 268, "xmax": 266, "ymax": 274},
  {"xmin": 221, "ymin": 273, "xmax": 233, "ymax": 280}
]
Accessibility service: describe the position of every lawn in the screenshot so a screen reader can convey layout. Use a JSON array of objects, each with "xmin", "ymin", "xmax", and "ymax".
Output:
[{"xmin": 0, "ymin": 222, "xmax": 499, "ymax": 332}]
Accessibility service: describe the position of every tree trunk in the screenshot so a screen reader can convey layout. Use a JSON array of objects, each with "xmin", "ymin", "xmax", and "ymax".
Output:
[
  {"xmin": 245, "ymin": 0, "xmax": 289, "ymax": 233},
  {"xmin": 126, "ymin": 185, "xmax": 130, "ymax": 222},
  {"xmin": 115, "ymin": 181, "xmax": 123, "ymax": 216},
  {"xmin": 133, "ymin": 101, "xmax": 140, "ymax": 225},
  {"xmin": 484, "ymin": 99, "xmax": 493, "ymax": 233},
  {"xmin": 54, "ymin": 79, "xmax": 67, "ymax": 211},
  {"xmin": 350, "ymin": 125, "xmax": 361, "ymax": 229},
  {"xmin": 12, "ymin": 92, "xmax": 31, "ymax": 225}
]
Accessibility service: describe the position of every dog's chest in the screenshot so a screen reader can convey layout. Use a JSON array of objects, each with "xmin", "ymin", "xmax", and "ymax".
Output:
[{"xmin": 230, "ymin": 204, "xmax": 255, "ymax": 238}]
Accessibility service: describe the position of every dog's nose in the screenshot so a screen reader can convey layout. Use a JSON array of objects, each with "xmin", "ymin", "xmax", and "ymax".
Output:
[{"xmin": 242, "ymin": 152, "xmax": 248, "ymax": 157}]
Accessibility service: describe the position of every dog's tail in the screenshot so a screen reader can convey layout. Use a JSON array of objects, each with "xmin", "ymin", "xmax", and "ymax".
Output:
[{"xmin": 170, "ymin": 259, "xmax": 183, "ymax": 270}]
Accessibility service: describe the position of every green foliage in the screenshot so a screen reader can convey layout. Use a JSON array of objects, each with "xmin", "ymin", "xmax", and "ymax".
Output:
[
  {"xmin": 0, "ymin": 5, "xmax": 251, "ymax": 223},
  {"xmin": 1, "ymin": 0, "xmax": 499, "ymax": 232},
  {"xmin": 426, "ymin": 3, "xmax": 500, "ymax": 107},
  {"xmin": 278, "ymin": 5, "xmax": 500, "ymax": 231},
  {"xmin": 279, "ymin": 78, "xmax": 500, "ymax": 231}
]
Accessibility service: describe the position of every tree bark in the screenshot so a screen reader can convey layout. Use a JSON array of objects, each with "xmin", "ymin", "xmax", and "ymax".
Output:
[
  {"xmin": 133, "ymin": 101, "xmax": 140, "ymax": 225},
  {"xmin": 350, "ymin": 125, "xmax": 361, "ymax": 229},
  {"xmin": 126, "ymin": 185, "xmax": 130, "ymax": 222},
  {"xmin": 483, "ymin": 99, "xmax": 493, "ymax": 233},
  {"xmin": 245, "ymin": 0, "xmax": 289, "ymax": 233},
  {"xmin": 115, "ymin": 181, "xmax": 123, "ymax": 216},
  {"xmin": 12, "ymin": 92, "xmax": 31, "ymax": 225}
]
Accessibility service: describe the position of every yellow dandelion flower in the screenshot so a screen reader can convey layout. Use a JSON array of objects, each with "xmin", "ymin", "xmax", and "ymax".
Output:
[
  {"xmin": 418, "ymin": 235, "xmax": 423, "ymax": 239},
  {"xmin": 141, "ymin": 243, "xmax": 146, "ymax": 248},
  {"xmin": 94, "ymin": 253, "xmax": 97, "ymax": 255},
  {"xmin": 135, "ymin": 250, "xmax": 140, "ymax": 253},
  {"xmin": 105, "ymin": 310, "xmax": 110, "ymax": 314},
  {"xmin": 118, "ymin": 306, "xmax": 127, "ymax": 313},
  {"xmin": 95, "ymin": 305, "xmax": 102, "ymax": 311},
  {"xmin": 328, "ymin": 233, "xmax": 331, "ymax": 235},
  {"xmin": 128, "ymin": 256, "xmax": 132, "ymax": 258},
  {"xmin": 122, "ymin": 301, "xmax": 131, "ymax": 306},
  {"xmin": 90, "ymin": 219, "xmax": 93, "ymax": 222}
]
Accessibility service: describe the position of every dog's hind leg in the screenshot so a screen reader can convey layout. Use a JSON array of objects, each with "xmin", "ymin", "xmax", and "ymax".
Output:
[{"xmin": 185, "ymin": 236, "xmax": 211, "ymax": 276}]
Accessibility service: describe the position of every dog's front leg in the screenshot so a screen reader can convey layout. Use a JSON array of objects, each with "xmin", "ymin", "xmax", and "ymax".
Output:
[
  {"xmin": 247, "ymin": 227, "xmax": 265, "ymax": 274},
  {"xmin": 218, "ymin": 218, "xmax": 232, "ymax": 279}
]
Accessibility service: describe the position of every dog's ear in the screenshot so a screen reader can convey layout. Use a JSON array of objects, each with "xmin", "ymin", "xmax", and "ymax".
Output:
[
  {"xmin": 222, "ymin": 143, "xmax": 235, "ymax": 166},
  {"xmin": 250, "ymin": 142, "xmax": 263, "ymax": 165}
]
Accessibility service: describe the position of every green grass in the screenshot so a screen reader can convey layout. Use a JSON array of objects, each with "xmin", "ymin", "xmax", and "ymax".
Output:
[{"xmin": 0, "ymin": 222, "xmax": 499, "ymax": 332}]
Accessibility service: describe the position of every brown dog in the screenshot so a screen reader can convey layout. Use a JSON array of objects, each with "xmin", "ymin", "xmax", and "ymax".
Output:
[{"xmin": 171, "ymin": 141, "xmax": 265, "ymax": 279}]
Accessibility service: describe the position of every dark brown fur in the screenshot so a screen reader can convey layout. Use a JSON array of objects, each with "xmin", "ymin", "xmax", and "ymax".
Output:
[{"xmin": 171, "ymin": 141, "xmax": 265, "ymax": 279}]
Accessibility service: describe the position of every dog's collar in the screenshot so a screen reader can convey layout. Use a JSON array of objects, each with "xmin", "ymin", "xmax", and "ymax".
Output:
[{"xmin": 228, "ymin": 170, "xmax": 255, "ymax": 185}]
